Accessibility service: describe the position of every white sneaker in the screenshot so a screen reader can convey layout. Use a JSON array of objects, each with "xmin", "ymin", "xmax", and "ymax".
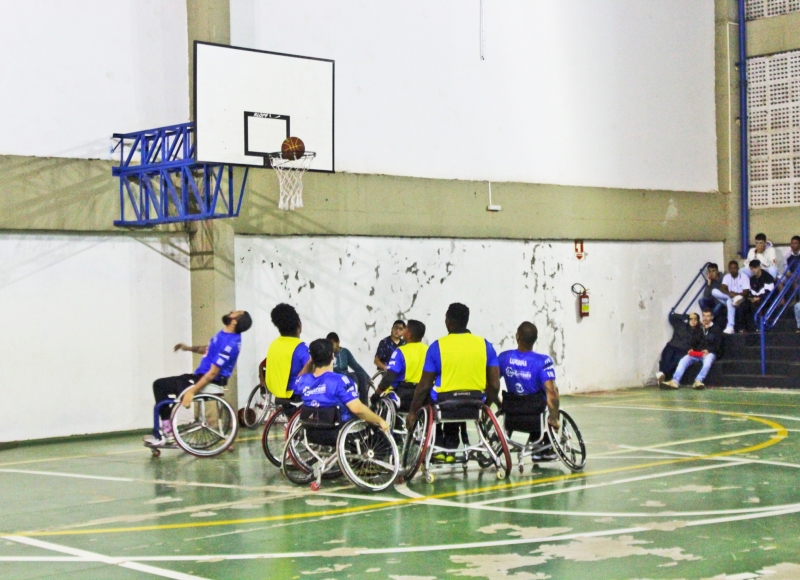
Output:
[
  {"xmin": 724, "ymin": 326, "xmax": 735, "ymax": 334},
  {"xmin": 143, "ymin": 434, "xmax": 166, "ymax": 446},
  {"xmin": 655, "ymin": 372, "xmax": 665, "ymax": 382},
  {"xmin": 664, "ymin": 380, "xmax": 679, "ymax": 389},
  {"xmin": 693, "ymin": 380, "xmax": 706, "ymax": 390}
]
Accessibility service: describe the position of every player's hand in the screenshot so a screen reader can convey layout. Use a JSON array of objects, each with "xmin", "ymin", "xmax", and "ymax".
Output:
[
  {"xmin": 173, "ymin": 343, "xmax": 188, "ymax": 352},
  {"xmin": 181, "ymin": 391, "xmax": 194, "ymax": 409},
  {"xmin": 377, "ymin": 418, "xmax": 390, "ymax": 433},
  {"xmin": 547, "ymin": 415, "xmax": 560, "ymax": 430},
  {"xmin": 405, "ymin": 412, "xmax": 416, "ymax": 431}
]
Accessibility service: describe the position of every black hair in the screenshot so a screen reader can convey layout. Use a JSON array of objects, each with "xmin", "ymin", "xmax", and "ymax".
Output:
[
  {"xmin": 393, "ymin": 319, "xmax": 406, "ymax": 328},
  {"xmin": 235, "ymin": 311, "xmax": 252, "ymax": 334},
  {"xmin": 688, "ymin": 312, "xmax": 699, "ymax": 320},
  {"xmin": 309, "ymin": 338, "xmax": 334, "ymax": 367},
  {"xmin": 406, "ymin": 320, "xmax": 426, "ymax": 341},
  {"xmin": 728, "ymin": 260, "xmax": 739, "ymax": 266},
  {"xmin": 701, "ymin": 309, "xmax": 714, "ymax": 315},
  {"xmin": 270, "ymin": 303, "xmax": 301, "ymax": 336},
  {"xmin": 707, "ymin": 263, "xmax": 719, "ymax": 271},
  {"xmin": 517, "ymin": 321, "xmax": 538, "ymax": 348},
  {"xmin": 749, "ymin": 259, "xmax": 762, "ymax": 268},
  {"xmin": 446, "ymin": 303, "xmax": 470, "ymax": 331},
  {"xmin": 755, "ymin": 233, "xmax": 767, "ymax": 242},
  {"xmin": 326, "ymin": 332, "xmax": 340, "ymax": 342},
  {"xmin": 792, "ymin": 236, "xmax": 800, "ymax": 243}
]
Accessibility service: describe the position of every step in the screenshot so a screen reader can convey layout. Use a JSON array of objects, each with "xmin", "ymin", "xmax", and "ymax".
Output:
[
  {"xmin": 730, "ymin": 346, "xmax": 800, "ymax": 362},
  {"xmin": 743, "ymin": 332, "xmax": 800, "ymax": 347},
  {"xmin": 713, "ymin": 360, "xmax": 800, "ymax": 378},
  {"xmin": 704, "ymin": 373, "xmax": 793, "ymax": 388}
]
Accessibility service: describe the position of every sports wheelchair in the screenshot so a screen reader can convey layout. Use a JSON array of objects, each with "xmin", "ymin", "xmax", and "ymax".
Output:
[
  {"xmin": 281, "ymin": 405, "xmax": 400, "ymax": 492},
  {"xmin": 402, "ymin": 390, "xmax": 511, "ymax": 483},
  {"xmin": 240, "ymin": 384, "xmax": 275, "ymax": 429},
  {"xmin": 145, "ymin": 384, "xmax": 238, "ymax": 458},
  {"xmin": 260, "ymin": 393, "xmax": 303, "ymax": 466},
  {"xmin": 372, "ymin": 381, "xmax": 417, "ymax": 448},
  {"xmin": 500, "ymin": 391, "xmax": 586, "ymax": 473}
]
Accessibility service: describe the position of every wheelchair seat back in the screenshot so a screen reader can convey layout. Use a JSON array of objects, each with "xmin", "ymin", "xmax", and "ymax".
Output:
[
  {"xmin": 502, "ymin": 391, "xmax": 546, "ymax": 433},
  {"xmin": 435, "ymin": 390, "xmax": 484, "ymax": 421},
  {"xmin": 275, "ymin": 393, "xmax": 302, "ymax": 407},
  {"xmin": 299, "ymin": 405, "xmax": 341, "ymax": 429}
]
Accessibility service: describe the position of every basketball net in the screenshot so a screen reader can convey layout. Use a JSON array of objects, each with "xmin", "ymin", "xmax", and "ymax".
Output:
[{"xmin": 268, "ymin": 152, "xmax": 316, "ymax": 211}]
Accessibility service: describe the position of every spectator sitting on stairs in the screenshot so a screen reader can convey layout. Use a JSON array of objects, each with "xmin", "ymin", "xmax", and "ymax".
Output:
[
  {"xmin": 656, "ymin": 312, "xmax": 699, "ymax": 387},
  {"xmin": 746, "ymin": 260, "xmax": 776, "ymax": 333},
  {"xmin": 698, "ymin": 263, "xmax": 734, "ymax": 334},
  {"xmin": 665, "ymin": 309, "xmax": 721, "ymax": 390}
]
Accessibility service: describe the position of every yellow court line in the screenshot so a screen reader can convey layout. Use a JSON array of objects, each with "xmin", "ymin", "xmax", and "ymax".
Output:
[
  {"xmin": 10, "ymin": 407, "xmax": 787, "ymax": 537},
  {"xmin": 608, "ymin": 398, "xmax": 800, "ymax": 409}
]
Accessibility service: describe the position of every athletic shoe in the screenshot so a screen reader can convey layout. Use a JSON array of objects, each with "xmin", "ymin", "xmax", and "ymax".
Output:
[
  {"xmin": 532, "ymin": 451, "xmax": 558, "ymax": 462},
  {"xmin": 433, "ymin": 452, "xmax": 446, "ymax": 462},
  {"xmin": 693, "ymin": 380, "xmax": 706, "ymax": 390},
  {"xmin": 655, "ymin": 372, "xmax": 665, "ymax": 383},
  {"xmin": 732, "ymin": 295, "xmax": 744, "ymax": 307},
  {"xmin": 724, "ymin": 326, "xmax": 735, "ymax": 334},
  {"xmin": 143, "ymin": 434, "xmax": 166, "ymax": 446},
  {"xmin": 664, "ymin": 380, "xmax": 679, "ymax": 389},
  {"xmin": 445, "ymin": 453, "xmax": 456, "ymax": 464}
]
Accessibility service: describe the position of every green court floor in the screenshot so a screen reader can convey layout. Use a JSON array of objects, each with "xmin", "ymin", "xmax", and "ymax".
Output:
[{"xmin": 3, "ymin": 388, "xmax": 800, "ymax": 579}]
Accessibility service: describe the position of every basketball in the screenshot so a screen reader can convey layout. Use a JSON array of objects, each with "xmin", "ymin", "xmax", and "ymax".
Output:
[{"xmin": 281, "ymin": 136, "xmax": 305, "ymax": 160}]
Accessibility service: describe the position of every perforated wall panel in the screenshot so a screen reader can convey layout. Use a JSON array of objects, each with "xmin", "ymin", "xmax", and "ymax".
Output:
[
  {"xmin": 747, "ymin": 50, "xmax": 800, "ymax": 207},
  {"xmin": 746, "ymin": 0, "xmax": 800, "ymax": 20}
]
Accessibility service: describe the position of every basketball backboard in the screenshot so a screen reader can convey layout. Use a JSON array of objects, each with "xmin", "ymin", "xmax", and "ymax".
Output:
[{"xmin": 194, "ymin": 42, "xmax": 334, "ymax": 172}]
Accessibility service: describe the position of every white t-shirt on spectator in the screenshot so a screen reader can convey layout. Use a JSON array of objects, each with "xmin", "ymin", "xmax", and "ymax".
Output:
[{"xmin": 722, "ymin": 272, "xmax": 750, "ymax": 294}]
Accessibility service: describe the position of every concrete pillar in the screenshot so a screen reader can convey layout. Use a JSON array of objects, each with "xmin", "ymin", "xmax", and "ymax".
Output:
[{"xmin": 186, "ymin": 1, "xmax": 239, "ymax": 405}]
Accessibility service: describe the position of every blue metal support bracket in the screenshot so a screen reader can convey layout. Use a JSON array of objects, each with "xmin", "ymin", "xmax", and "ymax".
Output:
[{"xmin": 112, "ymin": 122, "xmax": 248, "ymax": 227}]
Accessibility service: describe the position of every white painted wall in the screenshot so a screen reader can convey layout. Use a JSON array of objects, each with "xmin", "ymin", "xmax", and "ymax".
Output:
[
  {"xmin": 0, "ymin": 0, "xmax": 189, "ymax": 159},
  {"xmin": 235, "ymin": 236, "xmax": 723, "ymax": 403},
  {"xmin": 0, "ymin": 234, "xmax": 192, "ymax": 442},
  {"xmin": 231, "ymin": 0, "xmax": 717, "ymax": 192}
]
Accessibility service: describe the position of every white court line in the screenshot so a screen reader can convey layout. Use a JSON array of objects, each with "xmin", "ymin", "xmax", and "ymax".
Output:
[
  {"xmin": 617, "ymin": 444, "xmax": 800, "ymax": 470},
  {"xmin": 2, "ymin": 535, "xmax": 210, "ymax": 579},
  {"xmin": 590, "ymin": 428, "xmax": 778, "ymax": 458},
  {"xmin": 9, "ymin": 504, "xmax": 793, "ymax": 563},
  {"xmin": 0, "ymin": 469, "xmax": 134, "ymax": 482}
]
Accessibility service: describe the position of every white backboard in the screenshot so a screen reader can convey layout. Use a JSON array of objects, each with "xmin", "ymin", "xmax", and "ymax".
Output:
[{"xmin": 194, "ymin": 42, "xmax": 334, "ymax": 172}]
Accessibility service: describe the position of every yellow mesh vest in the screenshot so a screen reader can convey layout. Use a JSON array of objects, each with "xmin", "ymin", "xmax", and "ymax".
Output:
[
  {"xmin": 266, "ymin": 336, "xmax": 302, "ymax": 398},
  {"xmin": 397, "ymin": 342, "xmax": 428, "ymax": 384},
  {"xmin": 436, "ymin": 333, "xmax": 487, "ymax": 393}
]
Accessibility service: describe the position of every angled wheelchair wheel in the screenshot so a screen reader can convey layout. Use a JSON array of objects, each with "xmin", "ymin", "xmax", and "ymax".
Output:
[
  {"xmin": 477, "ymin": 406, "xmax": 511, "ymax": 479},
  {"xmin": 337, "ymin": 420, "xmax": 399, "ymax": 492},
  {"xmin": 547, "ymin": 410, "xmax": 586, "ymax": 472},
  {"xmin": 243, "ymin": 385, "xmax": 272, "ymax": 428},
  {"xmin": 262, "ymin": 407, "xmax": 299, "ymax": 467},
  {"xmin": 402, "ymin": 406, "xmax": 433, "ymax": 482},
  {"xmin": 375, "ymin": 397, "xmax": 397, "ymax": 427},
  {"xmin": 171, "ymin": 394, "xmax": 238, "ymax": 457},
  {"xmin": 281, "ymin": 415, "xmax": 317, "ymax": 485}
]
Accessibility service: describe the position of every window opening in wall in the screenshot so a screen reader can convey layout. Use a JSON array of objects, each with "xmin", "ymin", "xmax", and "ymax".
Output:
[
  {"xmin": 745, "ymin": 0, "xmax": 800, "ymax": 21},
  {"xmin": 747, "ymin": 50, "xmax": 800, "ymax": 208}
]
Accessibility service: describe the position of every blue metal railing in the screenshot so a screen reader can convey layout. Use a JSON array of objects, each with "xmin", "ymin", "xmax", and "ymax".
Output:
[
  {"xmin": 670, "ymin": 262, "xmax": 712, "ymax": 316},
  {"xmin": 754, "ymin": 266, "xmax": 800, "ymax": 374}
]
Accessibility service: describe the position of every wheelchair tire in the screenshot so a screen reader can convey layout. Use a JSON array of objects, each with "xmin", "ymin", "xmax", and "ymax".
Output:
[
  {"xmin": 402, "ymin": 406, "xmax": 433, "ymax": 482},
  {"xmin": 547, "ymin": 410, "xmax": 586, "ymax": 472},
  {"xmin": 171, "ymin": 394, "xmax": 238, "ymax": 457},
  {"xmin": 244, "ymin": 385, "xmax": 272, "ymax": 428},
  {"xmin": 477, "ymin": 406, "xmax": 511, "ymax": 479},
  {"xmin": 281, "ymin": 413, "xmax": 317, "ymax": 485},
  {"xmin": 337, "ymin": 420, "xmax": 399, "ymax": 492},
  {"xmin": 262, "ymin": 407, "xmax": 299, "ymax": 467}
]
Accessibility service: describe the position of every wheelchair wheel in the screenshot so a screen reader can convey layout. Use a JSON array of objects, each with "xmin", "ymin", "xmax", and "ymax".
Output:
[
  {"xmin": 281, "ymin": 415, "xmax": 317, "ymax": 485},
  {"xmin": 243, "ymin": 385, "xmax": 272, "ymax": 428},
  {"xmin": 337, "ymin": 420, "xmax": 399, "ymax": 492},
  {"xmin": 477, "ymin": 406, "xmax": 511, "ymax": 479},
  {"xmin": 262, "ymin": 407, "xmax": 298, "ymax": 467},
  {"xmin": 402, "ymin": 406, "xmax": 433, "ymax": 481},
  {"xmin": 171, "ymin": 394, "xmax": 238, "ymax": 457},
  {"xmin": 375, "ymin": 397, "xmax": 397, "ymax": 427},
  {"xmin": 547, "ymin": 410, "xmax": 586, "ymax": 472}
]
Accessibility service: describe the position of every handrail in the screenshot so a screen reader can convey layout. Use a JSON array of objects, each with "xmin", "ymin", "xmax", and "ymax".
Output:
[
  {"xmin": 754, "ymin": 265, "xmax": 800, "ymax": 374},
  {"xmin": 670, "ymin": 262, "xmax": 711, "ymax": 316}
]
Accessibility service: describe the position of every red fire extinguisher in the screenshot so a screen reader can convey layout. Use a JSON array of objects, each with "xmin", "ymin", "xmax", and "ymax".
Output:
[{"xmin": 572, "ymin": 283, "xmax": 589, "ymax": 318}]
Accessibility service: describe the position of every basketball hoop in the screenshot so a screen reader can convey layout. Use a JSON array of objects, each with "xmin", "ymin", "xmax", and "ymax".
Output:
[{"xmin": 267, "ymin": 151, "xmax": 315, "ymax": 211}]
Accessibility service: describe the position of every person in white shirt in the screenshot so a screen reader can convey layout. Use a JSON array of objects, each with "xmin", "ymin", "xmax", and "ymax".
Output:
[
  {"xmin": 742, "ymin": 233, "xmax": 783, "ymax": 279},
  {"xmin": 720, "ymin": 260, "xmax": 751, "ymax": 333}
]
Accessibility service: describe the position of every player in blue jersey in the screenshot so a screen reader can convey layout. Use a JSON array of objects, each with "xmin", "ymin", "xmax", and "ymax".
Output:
[
  {"xmin": 296, "ymin": 338, "xmax": 389, "ymax": 431},
  {"xmin": 498, "ymin": 321, "xmax": 560, "ymax": 458},
  {"xmin": 144, "ymin": 310, "xmax": 252, "ymax": 446}
]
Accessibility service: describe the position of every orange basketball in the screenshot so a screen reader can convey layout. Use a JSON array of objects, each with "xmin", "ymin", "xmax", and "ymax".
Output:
[{"xmin": 281, "ymin": 136, "xmax": 305, "ymax": 160}]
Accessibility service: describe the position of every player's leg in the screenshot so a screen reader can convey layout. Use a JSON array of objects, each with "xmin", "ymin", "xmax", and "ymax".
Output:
[{"xmin": 151, "ymin": 374, "xmax": 195, "ymax": 440}]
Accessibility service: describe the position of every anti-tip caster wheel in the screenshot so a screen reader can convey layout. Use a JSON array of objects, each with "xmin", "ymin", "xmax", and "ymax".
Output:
[
  {"xmin": 518, "ymin": 464, "xmax": 524, "ymax": 474},
  {"xmin": 227, "ymin": 445, "xmax": 235, "ymax": 453},
  {"xmin": 462, "ymin": 464, "xmax": 469, "ymax": 474},
  {"xmin": 151, "ymin": 448, "xmax": 161, "ymax": 458},
  {"xmin": 425, "ymin": 472, "xmax": 435, "ymax": 484},
  {"xmin": 496, "ymin": 469, "xmax": 507, "ymax": 480},
  {"xmin": 396, "ymin": 476, "xmax": 404, "ymax": 485},
  {"xmin": 532, "ymin": 463, "xmax": 539, "ymax": 469},
  {"xmin": 310, "ymin": 481, "xmax": 321, "ymax": 492}
]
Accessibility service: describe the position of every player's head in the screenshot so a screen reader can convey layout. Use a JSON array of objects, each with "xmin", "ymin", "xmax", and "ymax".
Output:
[
  {"xmin": 271, "ymin": 303, "xmax": 301, "ymax": 336},
  {"xmin": 707, "ymin": 263, "xmax": 719, "ymax": 279},
  {"xmin": 326, "ymin": 332, "xmax": 341, "ymax": 351},
  {"xmin": 445, "ymin": 303, "xmax": 470, "ymax": 333},
  {"xmin": 701, "ymin": 309, "xmax": 713, "ymax": 326},
  {"xmin": 222, "ymin": 310, "xmax": 252, "ymax": 334},
  {"xmin": 755, "ymin": 233, "xmax": 767, "ymax": 252},
  {"xmin": 404, "ymin": 320, "xmax": 426, "ymax": 343},
  {"xmin": 688, "ymin": 312, "xmax": 700, "ymax": 327},
  {"xmin": 791, "ymin": 235, "xmax": 800, "ymax": 253},
  {"xmin": 391, "ymin": 320, "xmax": 405, "ymax": 339},
  {"xmin": 728, "ymin": 260, "xmax": 739, "ymax": 276},
  {"xmin": 749, "ymin": 259, "xmax": 762, "ymax": 276},
  {"xmin": 309, "ymin": 338, "xmax": 334, "ymax": 367},
  {"xmin": 516, "ymin": 321, "xmax": 538, "ymax": 350}
]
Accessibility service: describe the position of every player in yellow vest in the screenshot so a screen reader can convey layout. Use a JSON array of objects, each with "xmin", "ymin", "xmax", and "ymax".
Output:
[
  {"xmin": 407, "ymin": 303, "xmax": 501, "ymax": 451},
  {"xmin": 259, "ymin": 304, "xmax": 312, "ymax": 401},
  {"xmin": 371, "ymin": 319, "xmax": 428, "ymax": 411}
]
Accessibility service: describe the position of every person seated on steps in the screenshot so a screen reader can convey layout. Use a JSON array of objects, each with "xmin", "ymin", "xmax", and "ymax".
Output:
[
  {"xmin": 698, "ymin": 263, "xmax": 734, "ymax": 334},
  {"xmin": 498, "ymin": 321, "xmax": 560, "ymax": 461},
  {"xmin": 665, "ymin": 309, "xmax": 720, "ymax": 390},
  {"xmin": 746, "ymin": 260, "xmax": 776, "ymax": 333},
  {"xmin": 327, "ymin": 332, "xmax": 370, "ymax": 404},
  {"xmin": 720, "ymin": 260, "xmax": 751, "ymax": 334},
  {"xmin": 742, "ymin": 233, "xmax": 783, "ymax": 280},
  {"xmin": 656, "ymin": 312, "xmax": 699, "ymax": 387}
]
